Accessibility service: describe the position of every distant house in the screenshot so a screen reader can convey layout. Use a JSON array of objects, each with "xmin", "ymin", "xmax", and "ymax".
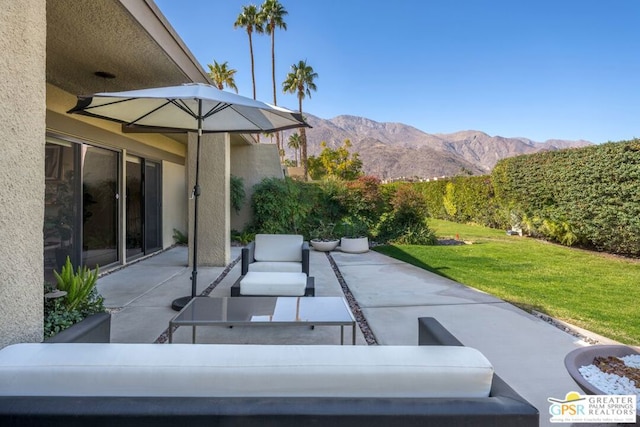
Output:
[{"xmin": 0, "ymin": 0, "xmax": 283, "ymax": 348}]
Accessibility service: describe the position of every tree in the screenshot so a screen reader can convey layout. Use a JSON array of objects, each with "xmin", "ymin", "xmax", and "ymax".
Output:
[
  {"xmin": 234, "ymin": 4, "xmax": 263, "ymax": 100},
  {"xmin": 307, "ymin": 140, "xmax": 362, "ymax": 181},
  {"xmin": 282, "ymin": 60, "xmax": 318, "ymax": 180},
  {"xmin": 207, "ymin": 60, "xmax": 238, "ymax": 93},
  {"xmin": 259, "ymin": 0, "xmax": 287, "ymax": 154},
  {"xmin": 287, "ymin": 132, "xmax": 301, "ymax": 166},
  {"xmin": 259, "ymin": 0, "xmax": 287, "ymax": 106}
]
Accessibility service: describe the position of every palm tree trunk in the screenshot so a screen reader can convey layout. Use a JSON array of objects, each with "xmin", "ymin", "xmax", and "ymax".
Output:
[
  {"xmin": 301, "ymin": 127, "xmax": 308, "ymax": 181},
  {"xmin": 298, "ymin": 96, "xmax": 308, "ymax": 180},
  {"xmin": 271, "ymin": 31, "xmax": 277, "ymax": 106},
  {"xmin": 271, "ymin": 30, "xmax": 281, "ymax": 155},
  {"xmin": 249, "ymin": 33, "xmax": 256, "ymax": 100}
]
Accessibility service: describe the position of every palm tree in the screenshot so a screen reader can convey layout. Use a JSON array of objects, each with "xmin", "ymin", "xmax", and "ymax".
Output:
[
  {"xmin": 207, "ymin": 60, "xmax": 238, "ymax": 93},
  {"xmin": 234, "ymin": 5, "xmax": 263, "ymax": 100},
  {"xmin": 283, "ymin": 60, "xmax": 318, "ymax": 180},
  {"xmin": 259, "ymin": 0, "xmax": 287, "ymax": 106},
  {"xmin": 259, "ymin": 0, "xmax": 287, "ymax": 153},
  {"xmin": 287, "ymin": 132, "xmax": 301, "ymax": 166}
]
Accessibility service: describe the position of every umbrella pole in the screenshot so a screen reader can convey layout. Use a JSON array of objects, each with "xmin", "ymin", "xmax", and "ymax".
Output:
[
  {"xmin": 172, "ymin": 100, "xmax": 203, "ymax": 311},
  {"xmin": 191, "ymin": 128, "xmax": 202, "ymax": 298}
]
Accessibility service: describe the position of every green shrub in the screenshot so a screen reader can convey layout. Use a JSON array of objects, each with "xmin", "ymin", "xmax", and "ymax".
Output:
[
  {"xmin": 172, "ymin": 228, "xmax": 188, "ymax": 245},
  {"xmin": 334, "ymin": 175, "xmax": 384, "ymax": 232},
  {"xmin": 230, "ymin": 175, "xmax": 246, "ymax": 214},
  {"xmin": 250, "ymin": 177, "xmax": 312, "ymax": 235},
  {"xmin": 231, "ymin": 229, "xmax": 255, "ymax": 245},
  {"xmin": 374, "ymin": 184, "xmax": 436, "ymax": 244},
  {"xmin": 389, "ymin": 221, "xmax": 438, "ymax": 245}
]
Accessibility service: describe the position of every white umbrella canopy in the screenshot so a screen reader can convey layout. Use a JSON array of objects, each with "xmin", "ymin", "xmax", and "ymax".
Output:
[
  {"xmin": 68, "ymin": 83, "xmax": 309, "ymax": 310},
  {"xmin": 68, "ymin": 82, "xmax": 307, "ymax": 134}
]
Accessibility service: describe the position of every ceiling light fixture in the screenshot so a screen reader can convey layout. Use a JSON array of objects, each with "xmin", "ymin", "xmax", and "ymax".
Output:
[{"xmin": 94, "ymin": 71, "xmax": 116, "ymax": 79}]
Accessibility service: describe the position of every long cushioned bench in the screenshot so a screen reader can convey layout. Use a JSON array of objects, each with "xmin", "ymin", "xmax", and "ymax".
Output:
[{"xmin": 0, "ymin": 318, "xmax": 539, "ymax": 426}]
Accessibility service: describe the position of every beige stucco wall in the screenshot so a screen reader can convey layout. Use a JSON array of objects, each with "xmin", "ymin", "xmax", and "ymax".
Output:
[
  {"xmin": 230, "ymin": 144, "xmax": 285, "ymax": 231},
  {"xmin": 0, "ymin": 1, "xmax": 47, "ymax": 348},
  {"xmin": 162, "ymin": 160, "xmax": 187, "ymax": 248},
  {"xmin": 188, "ymin": 133, "xmax": 230, "ymax": 266}
]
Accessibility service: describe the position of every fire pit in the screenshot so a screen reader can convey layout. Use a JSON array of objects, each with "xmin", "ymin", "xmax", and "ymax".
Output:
[{"xmin": 564, "ymin": 345, "xmax": 639, "ymax": 421}]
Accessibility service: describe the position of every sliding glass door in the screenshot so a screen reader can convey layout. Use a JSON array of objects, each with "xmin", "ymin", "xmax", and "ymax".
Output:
[
  {"xmin": 126, "ymin": 157, "xmax": 162, "ymax": 260},
  {"xmin": 126, "ymin": 157, "xmax": 144, "ymax": 259},
  {"xmin": 44, "ymin": 141, "xmax": 79, "ymax": 280},
  {"xmin": 144, "ymin": 160, "xmax": 162, "ymax": 253},
  {"xmin": 82, "ymin": 146, "xmax": 119, "ymax": 267},
  {"xmin": 44, "ymin": 136, "xmax": 163, "ymax": 280}
]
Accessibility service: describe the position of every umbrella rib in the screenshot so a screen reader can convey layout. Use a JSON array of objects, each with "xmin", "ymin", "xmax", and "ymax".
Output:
[
  {"xmin": 82, "ymin": 97, "xmax": 133, "ymax": 112},
  {"xmin": 171, "ymin": 99, "xmax": 199, "ymax": 119},
  {"xmin": 201, "ymin": 103, "xmax": 268, "ymax": 131},
  {"xmin": 202, "ymin": 102, "xmax": 230, "ymax": 120},
  {"xmin": 126, "ymin": 99, "xmax": 196, "ymax": 127}
]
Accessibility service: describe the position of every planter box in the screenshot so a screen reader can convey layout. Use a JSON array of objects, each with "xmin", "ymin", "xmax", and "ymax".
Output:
[
  {"xmin": 340, "ymin": 237, "xmax": 369, "ymax": 253},
  {"xmin": 45, "ymin": 312, "xmax": 111, "ymax": 343},
  {"xmin": 310, "ymin": 239, "xmax": 339, "ymax": 252}
]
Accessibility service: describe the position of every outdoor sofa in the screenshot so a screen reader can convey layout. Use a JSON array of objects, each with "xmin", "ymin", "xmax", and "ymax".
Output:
[
  {"xmin": 231, "ymin": 234, "xmax": 314, "ymax": 296},
  {"xmin": 0, "ymin": 317, "xmax": 538, "ymax": 427}
]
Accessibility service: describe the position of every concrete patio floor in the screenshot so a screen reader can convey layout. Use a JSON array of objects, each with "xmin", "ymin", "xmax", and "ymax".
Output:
[{"xmin": 97, "ymin": 245, "xmax": 630, "ymax": 427}]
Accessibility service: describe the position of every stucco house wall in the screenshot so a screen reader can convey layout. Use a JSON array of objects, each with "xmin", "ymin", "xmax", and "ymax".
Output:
[
  {"xmin": 163, "ymin": 161, "xmax": 187, "ymax": 248},
  {"xmin": 230, "ymin": 144, "xmax": 284, "ymax": 231},
  {"xmin": 188, "ymin": 134, "xmax": 230, "ymax": 266},
  {"xmin": 0, "ymin": 1, "xmax": 47, "ymax": 347}
]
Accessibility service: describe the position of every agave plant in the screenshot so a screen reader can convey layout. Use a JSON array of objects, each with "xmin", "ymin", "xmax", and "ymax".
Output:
[{"xmin": 53, "ymin": 256, "xmax": 100, "ymax": 311}]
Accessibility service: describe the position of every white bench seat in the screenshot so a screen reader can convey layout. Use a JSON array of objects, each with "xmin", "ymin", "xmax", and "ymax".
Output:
[
  {"xmin": 240, "ymin": 272, "xmax": 308, "ymax": 296},
  {"xmin": 0, "ymin": 343, "xmax": 494, "ymax": 398}
]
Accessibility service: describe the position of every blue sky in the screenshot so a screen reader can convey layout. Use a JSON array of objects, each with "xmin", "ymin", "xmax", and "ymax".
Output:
[{"xmin": 154, "ymin": 0, "xmax": 640, "ymax": 144}]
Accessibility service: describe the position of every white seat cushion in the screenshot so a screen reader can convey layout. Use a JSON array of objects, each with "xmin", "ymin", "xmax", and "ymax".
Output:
[
  {"xmin": 0, "ymin": 344, "xmax": 494, "ymax": 398},
  {"xmin": 248, "ymin": 261, "xmax": 302, "ymax": 273},
  {"xmin": 240, "ymin": 272, "xmax": 307, "ymax": 296},
  {"xmin": 254, "ymin": 234, "xmax": 303, "ymax": 262}
]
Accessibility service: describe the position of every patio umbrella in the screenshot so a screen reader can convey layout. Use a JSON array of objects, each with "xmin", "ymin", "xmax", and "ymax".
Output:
[{"xmin": 68, "ymin": 83, "xmax": 309, "ymax": 310}]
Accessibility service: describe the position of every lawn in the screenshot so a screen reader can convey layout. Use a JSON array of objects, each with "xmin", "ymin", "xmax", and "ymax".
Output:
[{"xmin": 374, "ymin": 219, "xmax": 640, "ymax": 345}]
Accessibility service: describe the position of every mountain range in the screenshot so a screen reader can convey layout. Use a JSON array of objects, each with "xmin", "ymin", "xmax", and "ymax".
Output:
[{"xmin": 282, "ymin": 114, "xmax": 592, "ymax": 180}]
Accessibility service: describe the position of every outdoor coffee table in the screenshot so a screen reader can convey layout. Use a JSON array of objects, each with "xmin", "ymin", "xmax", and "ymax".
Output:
[{"xmin": 169, "ymin": 296, "xmax": 357, "ymax": 345}]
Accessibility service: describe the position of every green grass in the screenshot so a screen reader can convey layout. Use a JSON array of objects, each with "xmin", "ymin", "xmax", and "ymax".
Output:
[{"xmin": 374, "ymin": 219, "xmax": 640, "ymax": 345}]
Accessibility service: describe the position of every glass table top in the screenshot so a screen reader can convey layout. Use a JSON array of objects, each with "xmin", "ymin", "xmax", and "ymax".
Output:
[{"xmin": 171, "ymin": 296, "xmax": 355, "ymax": 326}]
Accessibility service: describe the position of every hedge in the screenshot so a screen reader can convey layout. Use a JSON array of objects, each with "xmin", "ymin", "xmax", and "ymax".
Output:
[
  {"xmin": 492, "ymin": 139, "xmax": 640, "ymax": 254},
  {"xmin": 401, "ymin": 139, "xmax": 640, "ymax": 255}
]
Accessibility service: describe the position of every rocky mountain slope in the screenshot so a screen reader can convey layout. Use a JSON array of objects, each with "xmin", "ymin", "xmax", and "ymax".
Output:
[{"xmin": 282, "ymin": 114, "xmax": 592, "ymax": 180}]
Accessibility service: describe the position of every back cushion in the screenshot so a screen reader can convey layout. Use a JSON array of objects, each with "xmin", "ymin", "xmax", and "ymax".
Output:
[{"xmin": 254, "ymin": 234, "xmax": 303, "ymax": 262}]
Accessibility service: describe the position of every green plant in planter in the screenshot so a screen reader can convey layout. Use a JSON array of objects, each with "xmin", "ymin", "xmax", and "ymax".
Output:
[
  {"xmin": 311, "ymin": 221, "xmax": 338, "ymax": 242},
  {"xmin": 43, "ymin": 296, "xmax": 84, "ymax": 338},
  {"xmin": 337, "ymin": 218, "xmax": 369, "ymax": 238},
  {"xmin": 44, "ymin": 257, "xmax": 105, "ymax": 339}
]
